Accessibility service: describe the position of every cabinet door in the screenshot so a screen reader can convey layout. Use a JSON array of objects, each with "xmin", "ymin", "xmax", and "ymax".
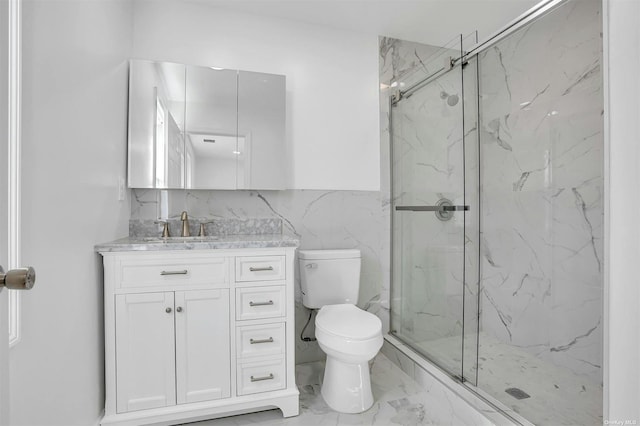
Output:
[
  {"xmin": 128, "ymin": 60, "xmax": 186, "ymax": 189},
  {"xmin": 175, "ymin": 289, "xmax": 231, "ymax": 404},
  {"xmin": 184, "ymin": 66, "xmax": 238, "ymax": 190},
  {"xmin": 115, "ymin": 292, "xmax": 176, "ymax": 413},
  {"xmin": 237, "ymin": 70, "xmax": 286, "ymax": 189}
]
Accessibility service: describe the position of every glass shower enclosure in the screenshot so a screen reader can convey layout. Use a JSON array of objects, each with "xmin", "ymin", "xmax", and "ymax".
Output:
[
  {"xmin": 390, "ymin": 33, "xmax": 480, "ymax": 385},
  {"xmin": 389, "ymin": 1, "xmax": 603, "ymax": 424}
]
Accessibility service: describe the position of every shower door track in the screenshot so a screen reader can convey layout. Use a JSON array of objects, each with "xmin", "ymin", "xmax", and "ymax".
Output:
[
  {"xmin": 456, "ymin": 0, "xmax": 565, "ymax": 63},
  {"xmin": 395, "ymin": 0, "xmax": 566, "ymax": 104}
]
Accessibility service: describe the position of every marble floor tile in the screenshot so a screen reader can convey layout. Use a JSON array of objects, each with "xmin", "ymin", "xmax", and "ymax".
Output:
[
  {"xmin": 412, "ymin": 333, "xmax": 602, "ymax": 426},
  {"xmin": 186, "ymin": 353, "xmax": 469, "ymax": 426}
]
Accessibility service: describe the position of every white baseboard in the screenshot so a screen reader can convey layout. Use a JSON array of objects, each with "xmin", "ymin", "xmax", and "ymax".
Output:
[{"xmin": 93, "ymin": 410, "xmax": 105, "ymax": 426}]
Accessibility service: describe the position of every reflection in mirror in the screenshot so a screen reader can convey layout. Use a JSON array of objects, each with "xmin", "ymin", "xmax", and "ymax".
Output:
[
  {"xmin": 185, "ymin": 67, "xmax": 238, "ymax": 189},
  {"xmin": 129, "ymin": 61, "xmax": 287, "ymax": 190},
  {"xmin": 185, "ymin": 133, "xmax": 239, "ymax": 189},
  {"xmin": 237, "ymin": 71, "xmax": 286, "ymax": 189},
  {"xmin": 128, "ymin": 60, "xmax": 186, "ymax": 188}
]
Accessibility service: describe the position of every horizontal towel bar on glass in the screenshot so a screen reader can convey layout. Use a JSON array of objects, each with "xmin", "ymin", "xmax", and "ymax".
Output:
[{"xmin": 395, "ymin": 205, "xmax": 470, "ymax": 212}]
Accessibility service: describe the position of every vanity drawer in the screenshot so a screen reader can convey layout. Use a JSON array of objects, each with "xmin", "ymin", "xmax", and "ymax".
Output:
[
  {"xmin": 236, "ymin": 286, "xmax": 285, "ymax": 321},
  {"xmin": 119, "ymin": 256, "xmax": 229, "ymax": 289},
  {"xmin": 236, "ymin": 358, "xmax": 286, "ymax": 396},
  {"xmin": 236, "ymin": 256, "xmax": 285, "ymax": 282},
  {"xmin": 237, "ymin": 323, "xmax": 285, "ymax": 359}
]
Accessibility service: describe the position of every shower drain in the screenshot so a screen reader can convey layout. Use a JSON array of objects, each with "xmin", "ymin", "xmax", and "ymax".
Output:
[{"xmin": 505, "ymin": 387, "xmax": 531, "ymax": 400}]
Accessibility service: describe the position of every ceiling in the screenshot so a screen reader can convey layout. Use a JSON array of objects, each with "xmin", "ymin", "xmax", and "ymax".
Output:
[{"xmin": 183, "ymin": 0, "xmax": 542, "ymax": 46}]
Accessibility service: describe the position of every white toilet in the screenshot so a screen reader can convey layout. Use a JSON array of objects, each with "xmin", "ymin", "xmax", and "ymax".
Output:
[{"xmin": 298, "ymin": 249, "xmax": 383, "ymax": 414}]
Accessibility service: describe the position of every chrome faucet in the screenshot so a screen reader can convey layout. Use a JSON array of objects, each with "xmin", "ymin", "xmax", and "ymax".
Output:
[{"xmin": 180, "ymin": 211, "xmax": 190, "ymax": 237}]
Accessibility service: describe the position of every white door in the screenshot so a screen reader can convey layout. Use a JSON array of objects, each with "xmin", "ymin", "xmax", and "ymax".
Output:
[
  {"xmin": 115, "ymin": 292, "xmax": 176, "ymax": 413},
  {"xmin": 0, "ymin": 0, "xmax": 9, "ymax": 421},
  {"xmin": 0, "ymin": 0, "xmax": 37, "ymax": 423},
  {"xmin": 0, "ymin": 292, "xmax": 7, "ymax": 426},
  {"xmin": 175, "ymin": 289, "xmax": 230, "ymax": 404}
]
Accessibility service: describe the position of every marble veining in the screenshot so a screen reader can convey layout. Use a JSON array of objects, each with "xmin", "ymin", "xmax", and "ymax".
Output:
[
  {"xmin": 189, "ymin": 353, "xmax": 494, "ymax": 426},
  {"xmin": 478, "ymin": 0, "xmax": 603, "ymax": 388},
  {"xmin": 95, "ymin": 234, "xmax": 299, "ymax": 253},
  {"xmin": 411, "ymin": 333, "xmax": 602, "ymax": 425},
  {"xmin": 383, "ymin": 34, "xmax": 471, "ymax": 358},
  {"xmin": 129, "ymin": 218, "xmax": 283, "ymax": 238}
]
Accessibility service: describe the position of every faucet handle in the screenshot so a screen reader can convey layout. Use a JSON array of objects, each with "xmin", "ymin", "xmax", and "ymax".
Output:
[
  {"xmin": 154, "ymin": 220, "xmax": 171, "ymax": 238},
  {"xmin": 198, "ymin": 221, "xmax": 215, "ymax": 237}
]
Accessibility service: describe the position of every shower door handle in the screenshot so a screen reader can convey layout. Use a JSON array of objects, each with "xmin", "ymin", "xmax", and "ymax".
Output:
[
  {"xmin": 395, "ymin": 201, "xmax": 469, "ymax": 222},
  {"xmin": 395, "ymin": 205, "xmax": 469, "ymax": 212}
]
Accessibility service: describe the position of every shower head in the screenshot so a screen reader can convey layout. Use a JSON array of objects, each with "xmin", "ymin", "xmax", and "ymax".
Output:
[{"xmin": 439, "ymin": 90, "xmax": 459, "ymax": 106}]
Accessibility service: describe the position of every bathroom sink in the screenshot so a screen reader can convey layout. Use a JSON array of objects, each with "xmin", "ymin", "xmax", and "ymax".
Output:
[{"xmin": 138, "ymin": 236, "xmax": 220, "ymax": 243}]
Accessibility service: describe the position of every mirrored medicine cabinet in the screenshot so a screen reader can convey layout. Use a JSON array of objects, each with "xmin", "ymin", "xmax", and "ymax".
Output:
[{"xmin": 127, "ymin": 60, "xmax": 286, "ymax": 190}]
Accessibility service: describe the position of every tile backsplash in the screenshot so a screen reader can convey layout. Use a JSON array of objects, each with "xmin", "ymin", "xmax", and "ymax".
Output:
[{"xmin": 129, "ymin": 217, "xmax": 283, "ymax": 238}]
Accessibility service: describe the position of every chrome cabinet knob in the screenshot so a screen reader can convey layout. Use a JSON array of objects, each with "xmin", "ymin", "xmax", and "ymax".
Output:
[
  {"xmin": 0, "ymin": 266, "xmax": 36, "ymax": 290},
  {"xmin": 176, "ymin": 307, "xmax": 183, "ymax": 313},
  {"xmin": 166, "ymin": 307, "xmax": 172, "ymax": 313}
]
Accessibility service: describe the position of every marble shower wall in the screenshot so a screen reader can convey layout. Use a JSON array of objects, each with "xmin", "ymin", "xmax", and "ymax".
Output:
[
  {"xmin": 379, "ymin": 37, "xmax": 452, "ymax": 341},
  {"xmin": 380, "ymin": 35, "xmax": 480, "ymax": 376},
  {"xmin": 131, "ymin": 189, "xmax": 388, "ymax": 364},
  {"xmin": 477, "ymin": 0, "xmax": 603, "ymax": 384}
]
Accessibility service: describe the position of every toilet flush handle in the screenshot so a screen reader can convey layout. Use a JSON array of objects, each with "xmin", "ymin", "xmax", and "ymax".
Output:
[{"xmin": 305, "ymin": 263, "xmax": 317, "ymax": 269}]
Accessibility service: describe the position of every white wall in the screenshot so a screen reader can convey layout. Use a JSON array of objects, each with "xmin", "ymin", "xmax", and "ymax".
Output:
[
  {"xmin": 605, "ymin": 0, "xmax": 640, "ymax": 422},
  {"xmin": 132, "ymin": 0, "xmax": 380, "ymax": 191},
  {"xmin": 9, "ymin": 0, "xmax": 132, "ymax": 424}
]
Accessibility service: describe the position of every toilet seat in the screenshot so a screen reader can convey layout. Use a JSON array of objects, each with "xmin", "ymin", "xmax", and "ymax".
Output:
[{"xmin": 316, "ymin": 304, "xmax": 382, "ymax": 340}]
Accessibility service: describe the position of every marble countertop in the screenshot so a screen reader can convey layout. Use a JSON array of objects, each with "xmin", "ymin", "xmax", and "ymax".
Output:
[{"xmin": 95, "ymin": 234, "xmax": 300, "ymax": 253}]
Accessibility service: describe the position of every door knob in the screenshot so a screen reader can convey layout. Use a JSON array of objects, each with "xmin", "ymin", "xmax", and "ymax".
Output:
[{"xmin": 0, "ymin": 265, "xmax": 36, "ymax": 290}]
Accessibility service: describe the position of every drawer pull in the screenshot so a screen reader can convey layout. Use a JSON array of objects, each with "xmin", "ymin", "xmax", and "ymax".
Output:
[
  {"xmin": 249, "ymin": 300, "xmax": 274, "ymax": 307},
  {"xmin": 250, "ymin": 337, "xmax": 274, "ymax": 344},
  {"xmin": 160, "ymin": 270, "xmax": 188, "ymax": 276},
  {"xmin": 250, "ymin": 373, "xmax": 274, "ymax": 382},
  {"xmin": 249, "ymin": 266, "xmax": 274, "ymax": 272}
]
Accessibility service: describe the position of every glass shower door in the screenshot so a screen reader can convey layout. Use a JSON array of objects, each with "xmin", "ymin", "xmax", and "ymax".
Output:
[{"xmin": 390, "ymin": 39, "xmax": 478, "ymax": 381}]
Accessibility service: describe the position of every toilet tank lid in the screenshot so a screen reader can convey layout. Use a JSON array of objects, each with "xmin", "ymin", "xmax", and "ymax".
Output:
[{"xmin": 298, "ymin": 249, "xmax": 361, "ymax": 260}]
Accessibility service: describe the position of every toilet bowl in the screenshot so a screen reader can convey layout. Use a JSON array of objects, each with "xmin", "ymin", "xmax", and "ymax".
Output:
[
  {"xmin": 315, "ymin": 303, "xmax": 383, "ymax": 413},
  {"xmin": 298, "ymin": 249, "xmax": 383, "ymax": 413}
]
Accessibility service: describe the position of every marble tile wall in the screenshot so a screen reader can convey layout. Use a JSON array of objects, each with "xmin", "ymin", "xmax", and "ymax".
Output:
[
  {"xmin": 380, "ymin": 337, "xmax": 505, "ymax": 426},
  {"xmin": 477, "ymin": 0, "xmax": 603, "ymax": 385},
  {"xmin": 131, "ymin": 189, "xmax": 388, "ymax": 364}
]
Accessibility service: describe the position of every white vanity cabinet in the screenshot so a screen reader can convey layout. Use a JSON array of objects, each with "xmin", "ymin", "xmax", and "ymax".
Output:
[
  {"xmin": 115, "ymin": 289, "xmax": 230, "ymax": 412},
  {"xmin": 99, "ymin": 248, "xmax": 299, "ymax": 426}
]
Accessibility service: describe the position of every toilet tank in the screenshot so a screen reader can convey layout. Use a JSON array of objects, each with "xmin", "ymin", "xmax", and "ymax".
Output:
[{"xmin": 298, "ymin": 249, "xmax": 361, "ymax": 309}]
